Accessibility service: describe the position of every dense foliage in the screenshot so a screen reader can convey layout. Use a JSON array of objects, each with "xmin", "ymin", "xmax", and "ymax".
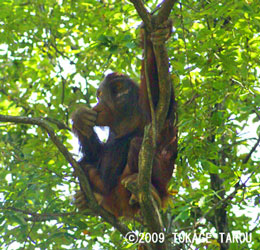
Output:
[{"xmin": 0, "ymin": 0, "xmax": 259, "ymax": 249}]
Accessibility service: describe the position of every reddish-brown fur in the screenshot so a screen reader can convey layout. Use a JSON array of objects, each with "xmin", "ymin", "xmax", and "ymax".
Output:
[{"xmin": 72, "ymin": 23, "xmax": 177, "ymax": 218}]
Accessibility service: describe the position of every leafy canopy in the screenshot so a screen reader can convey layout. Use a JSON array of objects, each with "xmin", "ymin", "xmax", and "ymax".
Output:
[{"xmin": 0, "ymin": 0, "xmax": 259, "ymax": 249}]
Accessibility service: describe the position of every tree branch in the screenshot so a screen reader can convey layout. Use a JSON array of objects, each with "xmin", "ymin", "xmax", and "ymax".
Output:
[
  {"xmin": 155, "ymin": 0, "xmax": 178, "ymax": 25},
  {"xmin": 0, "ymin": 114, "xmax": 130, "ymax": 236},
  {"xmin": 138, "ymin": 125, "xmax": 163, "ymax": 226},
  {"xmin": 130, "ymin": 1, "xmax": 178, "ymax": 249},
  {"xmin": 45, "ymin": 117, "xmax": 71, "ymax": 130},
  {"xmin": 143, "ymin": 30, "xmax": 157, "ymax": 146},
  {"xmin": 243, "ymin": 133, "xmax": 260, "ymax": 164},
  {"xmin": 128, "ymin": 0, "xmax": 152, "ymax": 31},
  {"xmin": 1, "ymin": 206, "xmax": 80, "ymax": 222},
  {"xmin": 153, "ymin": 42, "xmax": 172, "ymax": 133},
  {"xmin": 196, "ymin": 168, "xmax": 257, "ymax": 229}
]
